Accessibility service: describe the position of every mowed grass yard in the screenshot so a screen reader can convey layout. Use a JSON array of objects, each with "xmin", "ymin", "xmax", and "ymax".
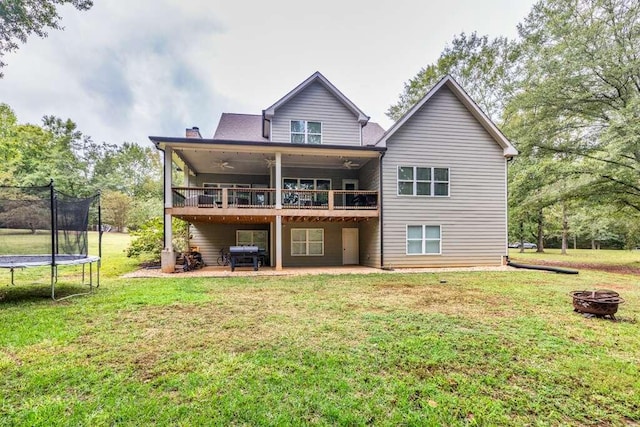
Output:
[{"xmin": 0, "ymin": 234, "xmax": 638, "ymax": 426}]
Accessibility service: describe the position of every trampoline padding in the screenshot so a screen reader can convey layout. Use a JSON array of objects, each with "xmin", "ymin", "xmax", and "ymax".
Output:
[{"xmin": 0, "ymin": 255, "xmax": 100, "ymax": 268}]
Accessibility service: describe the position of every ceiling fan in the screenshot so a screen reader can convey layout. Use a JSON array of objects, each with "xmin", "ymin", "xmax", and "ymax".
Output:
[
  {"xmin": 342, "ymin": 159, "xmax": 360, "ymax": 169},
  {"xmin": 265, "ymin": 158, "xmax": 276, "ymax": 168},
  {"xmin": 215, "ymin": 160, "xmax": 234, "ymax": 169}
]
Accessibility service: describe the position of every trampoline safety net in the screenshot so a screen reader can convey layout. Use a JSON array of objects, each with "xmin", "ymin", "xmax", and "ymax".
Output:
[{"xmin": 0, "ymin": 183, "xmax": 99, "ymax": 258}]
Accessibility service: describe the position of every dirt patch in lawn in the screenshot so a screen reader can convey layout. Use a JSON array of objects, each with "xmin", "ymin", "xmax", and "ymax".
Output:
[{"xmin": 526, "ymin": 260, "xmax": 640, "ymax": 275}]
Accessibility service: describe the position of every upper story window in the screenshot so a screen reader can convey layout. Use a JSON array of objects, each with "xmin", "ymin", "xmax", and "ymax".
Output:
[
  {"xmin": 291, "ymin": 120, "xmax": 322, "ymax": 144},
  {"xmin": 397, "ymin": 166, "xmax": 449, "ymax": 197}
]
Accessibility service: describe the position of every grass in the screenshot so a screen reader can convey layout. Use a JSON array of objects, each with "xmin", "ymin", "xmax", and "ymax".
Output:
[
  {"xmin": 510, "ymin": 247, "xmax": 640, "ymax": 268},
  {"xmin": 0, "ymin": 236, "xmax": 638, "ymax": 425},
  {"xmin": 0, "ymin": 232, "xmax": 137, "ymax": 290},
  {"xmin": 0, "ymin": 230, "xmax": 52, "ymax": 255}
]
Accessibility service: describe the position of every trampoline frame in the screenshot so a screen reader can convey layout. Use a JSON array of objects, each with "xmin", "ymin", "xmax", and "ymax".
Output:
[
  {"xmin": 0, "ymin": 182, "xmax": 102, "ymax": 300},
  {"xmin": 0, "ymin": 255, "xmax": 101, "ymax": 300}
]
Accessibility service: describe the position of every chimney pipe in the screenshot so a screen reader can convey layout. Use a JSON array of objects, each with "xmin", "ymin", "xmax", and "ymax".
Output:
[{"xmin": 186, "ymin": 126, "xmax": 202, "ymax": 138}]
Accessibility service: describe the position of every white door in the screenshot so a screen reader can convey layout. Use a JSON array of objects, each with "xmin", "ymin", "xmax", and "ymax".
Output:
[{"xmin": 342, "ymin": 228, "xmax": 359, "ymax": 265}]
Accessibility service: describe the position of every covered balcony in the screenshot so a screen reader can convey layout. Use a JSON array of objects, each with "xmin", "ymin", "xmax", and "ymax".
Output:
[
  {"xmin": 159, "ymin": 139, "xmax": 384, "ymax": 224},
  {"xmin": 170, "ymin": 187, "xmax": 378, "ymax": 223}
]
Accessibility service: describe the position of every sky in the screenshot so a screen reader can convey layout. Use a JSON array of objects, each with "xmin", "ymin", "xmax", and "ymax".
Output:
[{"xmin": 1, "ymin": 0, "xmax": 535, "ymax": 148}]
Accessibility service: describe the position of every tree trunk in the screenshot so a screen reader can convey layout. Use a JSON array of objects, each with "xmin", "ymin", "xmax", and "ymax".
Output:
[
  {"xmin": 561, "ymin": 203, "xmax": 568, "ymax": 255},
  {"xmin": 573, "ymin": 235, "xmax": 577, "ymax": 250},
  {"xmin": 519, "ymin": 221, "xmax": 525, "ymax": 253},
  {"xmin": 536, "ymin": 208, "xmax": 544, "ymax": 253},
  {"xmin": 591, "ymin": 239, "xmax": 596, "ymax": 250}
]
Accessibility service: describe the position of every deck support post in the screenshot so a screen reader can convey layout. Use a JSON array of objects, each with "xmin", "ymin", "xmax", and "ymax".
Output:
[
  {"xmin": 275, "ymin": 152, "xmax": 282, "ymax": 209},
  {"xmin": 275, "ymin": 215, "xmax": 283, "ymax": 271},
  {"xmin": 162, "ymin": 146, "xmax": 175, "ymax": 273},
  {"xmin": 275, "ymin": 152, "xmax": 283, "ymax": 271}
]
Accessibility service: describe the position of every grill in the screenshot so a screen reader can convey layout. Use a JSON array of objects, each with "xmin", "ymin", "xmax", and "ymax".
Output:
[{"xmin": 229, "ymin": 246, "xmax": 259, "ymax": 272}]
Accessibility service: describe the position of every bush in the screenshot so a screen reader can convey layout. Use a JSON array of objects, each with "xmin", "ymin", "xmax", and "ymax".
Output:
[{"xmin": 126, "ymin": 217, "xmax": 188, "ymax": 261}]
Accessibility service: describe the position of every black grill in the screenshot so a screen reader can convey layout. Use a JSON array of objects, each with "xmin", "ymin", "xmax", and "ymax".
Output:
[{"xmin": 229, "ymin": 246, "xmax": 259, "ymax": 272}]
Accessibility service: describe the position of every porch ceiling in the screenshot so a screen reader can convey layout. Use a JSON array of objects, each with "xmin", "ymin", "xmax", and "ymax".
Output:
[{"xmin": 173, "ymin": 147, "xmax": 380, "ymax": 175}]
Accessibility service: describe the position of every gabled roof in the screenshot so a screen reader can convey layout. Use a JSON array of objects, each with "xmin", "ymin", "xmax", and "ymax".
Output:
[
  {"xmin": 263, "ymin": 71, "xmax": 370, "ymax": 124},
  {"xmin": 376, "ymin": 75, "xmax": 518, "ymax": 158},
  {"xmin": 213, "ymin": 113, "xmax": 268, "ymax": 142}
]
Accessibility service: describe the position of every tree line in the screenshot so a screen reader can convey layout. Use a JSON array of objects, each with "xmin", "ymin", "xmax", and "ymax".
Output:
[
  {"xmin": 0, "ymin": 103, "xmax": 162, "ymax": 232},
  {"xmin": 388, "ymin": 0, "xmax": 640, "ymax": 252}
]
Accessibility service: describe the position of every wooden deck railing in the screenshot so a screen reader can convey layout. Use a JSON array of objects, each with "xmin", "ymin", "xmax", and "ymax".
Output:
[{"xmin": 172, "ymin": 187, "xmax": 378, "ymax": 210}]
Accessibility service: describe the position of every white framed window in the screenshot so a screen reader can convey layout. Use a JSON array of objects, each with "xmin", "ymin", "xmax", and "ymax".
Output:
[
  {"xmin": 397, "ymin": 167, "xmax": 449, "ymax": 197},
  {"xmin": 237, "ymin": 230, "xmax": 268, "ymax": 251},
  {"xmin": 291, "ymin": 120, "xmax": 322, "ymax": 144},
  {"xmin": 406, "ymin": 225, "xmax": 441, "ymax": 255},
  {"xmin": 291, "ymin": 228, "xmax": 324, "ymax": 256}
]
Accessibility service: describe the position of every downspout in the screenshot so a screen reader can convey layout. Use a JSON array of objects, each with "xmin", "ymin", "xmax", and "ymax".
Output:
[
  {"xmin": 379, "ymin": 151, "xmax": 385, "ymax": 269},
  {"xmin": 506, "ymin": 155, "xmax": 514, "ymax": 263}
]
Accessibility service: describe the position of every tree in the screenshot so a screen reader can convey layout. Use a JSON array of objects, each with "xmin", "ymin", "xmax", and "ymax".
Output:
[
  {"xmin": 569, "ymin": 205, "xmax": 625, "ymax": 249},
  {"xmin": 387, "ymin": 32, "xmax": 522, "ymax": 123},
  {"xmin": 514, "ymin": 0, "xmax": 640, "ymax": 213},
  {"xmin": 101, "ymin": 190, "xmax": 132, "ymax": 232},
  {"xmin": 126, "ymin": 197, "xmax": 163, "ymax": 231},
  {"xmin": 90, "ymin": 142, "xmax": 162, "ymax": 199},
  {"xmin": 0, "ymin": 0, "xmax": 93, "ymax": 77},
  {"xmin": 7, "ymin": 116, "xmax": 88, "ymax": 193},
  {"xmin": 0, "ymin": 103, "xmax": 20, "ymax": 183}
]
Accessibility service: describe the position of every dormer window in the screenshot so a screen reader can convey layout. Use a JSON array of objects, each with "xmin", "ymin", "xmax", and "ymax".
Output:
[{"xmin": 291, "ymin": 120, "xmax": 322, "ymax": 144}]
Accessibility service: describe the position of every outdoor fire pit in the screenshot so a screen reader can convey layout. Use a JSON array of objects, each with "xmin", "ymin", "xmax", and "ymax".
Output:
[{"xmin": 570, "ymin": 289, "xmax": 624, "ymax": 319}]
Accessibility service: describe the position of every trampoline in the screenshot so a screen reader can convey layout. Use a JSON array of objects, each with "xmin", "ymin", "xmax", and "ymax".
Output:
[{"xmin": 0, "ymin": 182, "xmax": 102, "ymax": 300}]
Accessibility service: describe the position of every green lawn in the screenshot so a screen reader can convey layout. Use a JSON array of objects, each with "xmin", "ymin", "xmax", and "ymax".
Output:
[
  {"xmin": 0, "ymin": 232, "xmax": 137, "ymax": 289},
  {"xmin": 0, "ymin": 230, "xmax": 52, "ymax": 255},
  {"xmin": 510, "ymin": 247, "xmax": 640, "ymax": 268},
  {"xmin": 0, "ymin": 237, "xmax": 638, "ymax": 425}
]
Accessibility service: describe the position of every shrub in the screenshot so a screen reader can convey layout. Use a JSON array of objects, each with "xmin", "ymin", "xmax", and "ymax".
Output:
[{"xmin": 126, "ymin": 217, "xmax": 188, "ymax": 261}]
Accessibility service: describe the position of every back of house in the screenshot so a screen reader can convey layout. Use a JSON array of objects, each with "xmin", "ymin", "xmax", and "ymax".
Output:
[{"xmin": 150, "ymin": 72, "xmax": 516, "ymax": 272}]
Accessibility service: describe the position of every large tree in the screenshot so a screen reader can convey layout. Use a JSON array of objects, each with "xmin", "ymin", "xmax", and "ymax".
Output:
[
  {"xmin": 0, "ymin": 0, "xmax": 93, "ymax": 77},
  {"xmin": 513, "ymin": 0, "xmax": 640, "ymax": 213},
  {"xmin": 0, "ymin": 103, "xmax": 20, "ymax": 183},
  {"xmin": 387, "ymin": 32, "xmax": 522, "ymax": 124}
]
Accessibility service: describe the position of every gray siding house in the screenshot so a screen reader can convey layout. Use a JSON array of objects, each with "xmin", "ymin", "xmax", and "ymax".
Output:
[{"xmin": 150, "ymin": 72, "xmax": 517, "ymax": 272}]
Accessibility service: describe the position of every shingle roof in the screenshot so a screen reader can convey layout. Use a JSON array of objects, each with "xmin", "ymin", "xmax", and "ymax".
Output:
[
  {"xmin": 213, "ymin": 113, "xmax": 268, "ymax": 142},
  {"xmin": 362, "ymin": 122, "xmax": 386, "ymax": 146},
  {"xmin": 213, "ymin": 112, "xmax": 385, "ymax": 145}
]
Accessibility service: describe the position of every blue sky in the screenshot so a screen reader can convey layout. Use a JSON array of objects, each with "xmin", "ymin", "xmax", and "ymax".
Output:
[{"xmin": 1, "ymin": 0, "xmax": 535, "ymax": 147}]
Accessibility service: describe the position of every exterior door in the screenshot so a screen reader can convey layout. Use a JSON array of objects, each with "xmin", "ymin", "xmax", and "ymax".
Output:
[
  {"xmin": 342, "ymin": 179, "xmax": 359, "ymax": 207},
  {"xmin": 342, "ymin": 228, "xmax": 359, "ymax": 265}
]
